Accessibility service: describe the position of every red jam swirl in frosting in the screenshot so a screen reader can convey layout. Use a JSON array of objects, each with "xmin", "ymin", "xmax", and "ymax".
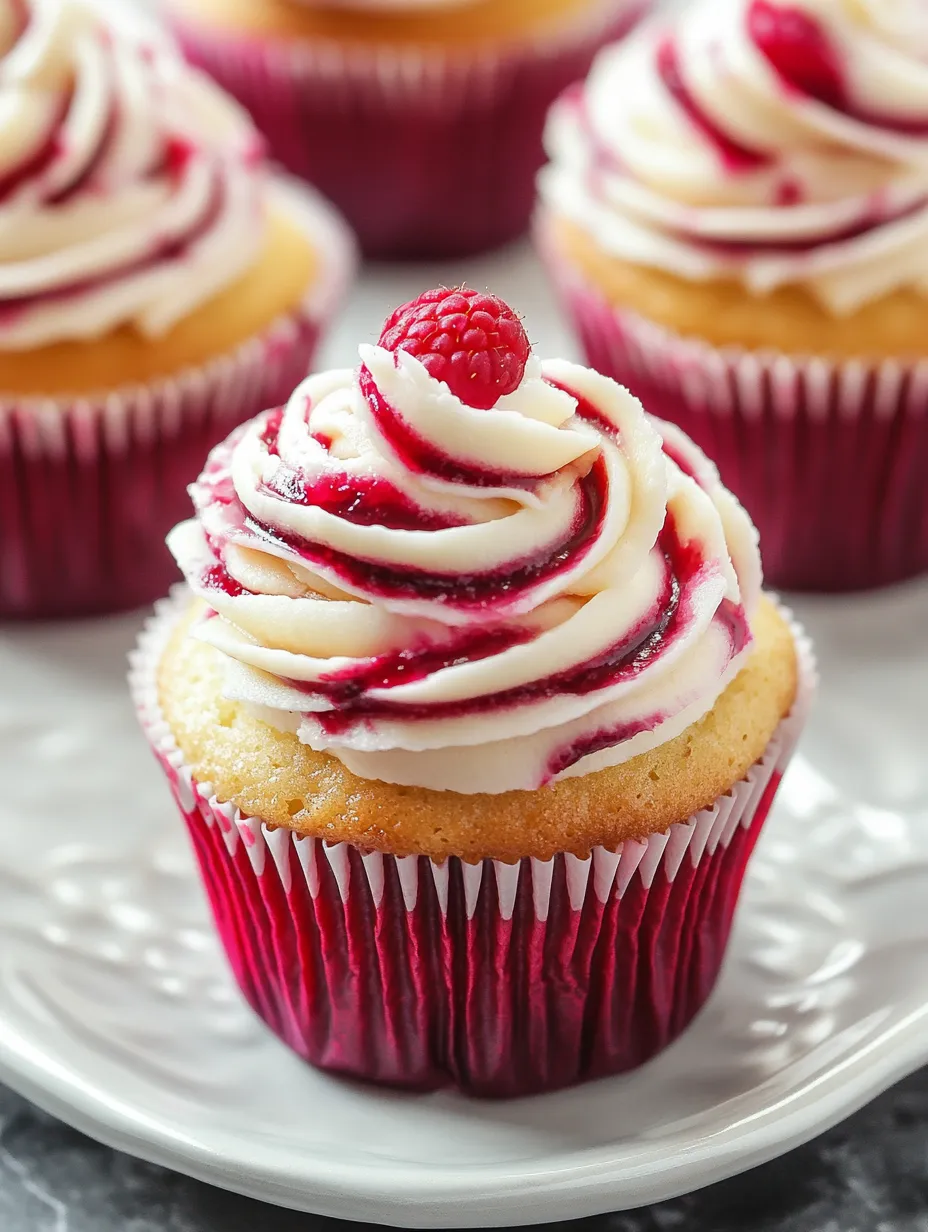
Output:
[
  {"xmin": 169, "ymin": 288, "xmax": 762, "ymax": 794},
  {"xmin": 0, "ymin": 0, "xmax": 266, "ymax": 348},
  {"xmin": 541, "ymin": 0, "xmax": 928, "ymax": 315}
]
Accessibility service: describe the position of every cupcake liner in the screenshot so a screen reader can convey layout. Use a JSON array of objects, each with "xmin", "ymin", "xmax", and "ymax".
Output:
[
  {"xmin": 538, "ymin": 218, "xmax": 928, "ymax": 593},
  {"xmin": 131, "ymin": 586, "xmax": 815, "ymax": 1099},
  {"xmin": 169, "ymin": 0, "xmax": 648, "ymax": 259},
  {"xmin": 0, "ymin": 182, "xmax": 355, "ymax": 621}
]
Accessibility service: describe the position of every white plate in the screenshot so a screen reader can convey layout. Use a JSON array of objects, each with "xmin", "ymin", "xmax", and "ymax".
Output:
[{"xmin": 2, "ymin": 245, "xmax": 927, "ymax": 1228}]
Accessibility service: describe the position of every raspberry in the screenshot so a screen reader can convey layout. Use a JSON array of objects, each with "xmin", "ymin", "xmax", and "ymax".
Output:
[
  {"xmin": 378, "ymin": 286, "xmax": 531, "ymax": 411},
  {"xmin": 748, "ymin": 1, "xmax": 847, "ymax": 109}
]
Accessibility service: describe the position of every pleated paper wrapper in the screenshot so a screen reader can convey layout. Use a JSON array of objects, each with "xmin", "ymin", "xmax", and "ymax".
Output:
[
  {"xmin": 538, "ymin": 214, "xmax": 928, "ymax": 593},
  {"xmin": 131, "ymin": 587, "xmax": 815, "ymax": 1099},
  {"xmin": 0, "ymin": 182, "xmax": 355, "ymax": 620},
  {"xmin": 169, "ymin": 0, "xmax": 649, "ymax": 259}
]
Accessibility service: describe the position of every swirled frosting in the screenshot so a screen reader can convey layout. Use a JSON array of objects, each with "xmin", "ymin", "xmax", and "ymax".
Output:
[
  {"xmin": 168, "ymin": 325, "xmax": 762, "ymax": 795},
  {"xmin": 0, "ymin": 0, "xmax": 266, "ymax": 348},
  {"xmin": 540, "ymin": 0, "xmax": 928, "ymax": 315}
]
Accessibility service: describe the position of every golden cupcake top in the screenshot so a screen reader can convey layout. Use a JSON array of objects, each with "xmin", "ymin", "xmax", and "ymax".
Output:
[
  {"xmin": 0, "ymin": 0, "xmax": 268, "ymax": 350},
  {"xmin": 541, "ymin": 0, "xmax": 928, "ymax": 316},
  {"xmin": 177, "ymin": 0, "xmax": 633, "ymax": 49},
  {"xmin": 167, "ymin": 286, "xmax": 767, "ymax": 799}
]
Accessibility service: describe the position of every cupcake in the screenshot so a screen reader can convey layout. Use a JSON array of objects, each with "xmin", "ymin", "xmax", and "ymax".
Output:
[
  {"xmin": 165, "ymin": 0, "xmax": 650, "ymax": 260},
  {"xmin": 0, "ymin": 0, "xmax": 354, "ymax": 620},
  {"xmin": 538, "ymin": 0, "xmax": 928, "ymax": 593},
  {"xmin": 132, "ymin": 286, "xmax": 814, "ymax": 1098}
]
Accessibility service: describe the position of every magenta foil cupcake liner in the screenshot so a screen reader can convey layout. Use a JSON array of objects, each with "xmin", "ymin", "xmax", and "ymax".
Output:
[
  {"xmin": 168, "ymin": 1, "xmax": 648, "ymax": 259},
  {"xmin": 539, "ymin": 222, "xmax": 928, "ymax": 593},
  {"xmin": 0, "ymin": 183, "xmax": 355, "ymax": 621},
  {"xmin": 131, "ymin": 587, "xmax": 814, "ymax": 1099}
]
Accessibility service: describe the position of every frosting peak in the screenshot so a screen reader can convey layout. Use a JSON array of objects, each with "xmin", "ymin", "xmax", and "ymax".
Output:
[
  {"xmin": 169, "ymin": 290, "xmax": 762, "ymax": 794},
  {"xmin": 541, "ymin": 0, "xmax": 928, "ymax": 315},
  {"xmin": 0, "ymin": 0, "xmax": 267, "ymax": 348}
]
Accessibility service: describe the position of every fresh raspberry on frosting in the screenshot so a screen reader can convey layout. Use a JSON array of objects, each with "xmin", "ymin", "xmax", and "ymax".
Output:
[
  {"xmin": 747, "ymin": 0, "xmax": 847, "ymax": 109},
  {"xmin": 378, "ymin": 287, "xmax": 531, "ymax": 411}
]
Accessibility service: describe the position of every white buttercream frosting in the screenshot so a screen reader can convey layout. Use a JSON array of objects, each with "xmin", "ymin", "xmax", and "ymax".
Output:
[
  {"xmin": 0, "ymin": 0, "xmax": 266, "ymax": 348},
  {"xmin": 540, "ymin": 0, "xmax": 928, "ymax": 315},
  {"xmin": 169, "ymin": 325, "xmax": 762, "ymax": 795}
]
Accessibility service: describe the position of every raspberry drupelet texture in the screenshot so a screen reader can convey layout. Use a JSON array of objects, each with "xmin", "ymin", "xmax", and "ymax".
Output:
[{"xmin": 378, "ymin": 287, "xmax": 531, "ymax": 411}]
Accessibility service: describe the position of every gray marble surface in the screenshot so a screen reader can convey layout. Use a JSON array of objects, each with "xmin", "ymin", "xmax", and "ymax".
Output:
[{"xmin": 1, "ymin": 1072, "xmax": 927, "ymax": 1232}]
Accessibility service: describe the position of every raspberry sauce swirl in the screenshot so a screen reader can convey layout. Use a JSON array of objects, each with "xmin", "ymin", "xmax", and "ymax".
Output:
[
  {"xmin": 540, "ymin": 0, "xmax": 928, "ymax": 315},
  {"xmin": 169, "ymin": 332, "xmax": 762, "ymax": 795},
  {"xmin": 0, "ymin": 0, "xmax": 266, "ymax": 348}
]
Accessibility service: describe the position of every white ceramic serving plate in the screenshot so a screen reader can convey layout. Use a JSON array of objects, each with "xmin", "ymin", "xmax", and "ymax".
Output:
[{"xmin": 1, "ymin": 246, "xmax": 927, "ymax": 1228}]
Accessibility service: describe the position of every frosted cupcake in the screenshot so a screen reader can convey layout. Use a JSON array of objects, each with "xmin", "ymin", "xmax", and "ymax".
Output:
[
  {"xmin": 0, "ymin": 0, "xmax": 354, "ymax": 619},
  {"xmin": 133, "ymin": 286, "xmax": 814, "ymax": 1098},
  {"xmin": 165, "ymin": 0, "xmax": 649, "ymax": 259},
  {"xmin": 538, "ymin": 0, "xmax": 928, "ymax": 592}
]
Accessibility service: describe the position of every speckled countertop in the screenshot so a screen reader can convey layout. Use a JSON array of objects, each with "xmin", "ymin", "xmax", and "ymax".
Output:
[{"xmin": 2, "ymin": 1072, "xmax": 927, "ymax": 1231}]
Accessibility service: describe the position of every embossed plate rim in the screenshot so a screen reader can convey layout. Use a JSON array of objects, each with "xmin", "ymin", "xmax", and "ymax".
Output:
[{"xmin": 1, "ymin": 986, "xmax": 928, "ymax": 1227}]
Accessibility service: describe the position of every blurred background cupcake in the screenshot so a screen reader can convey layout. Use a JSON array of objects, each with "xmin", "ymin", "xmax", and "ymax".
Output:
[
  {"xmin": 0, "ymin": 0, "xmax": 354, "ymax": 621},
  {"xmin": 538, "ymin": 0, "xmax": 928, "ymax": 593},
  {"xmin": 165, "ymin": 0, "xmax": 651, "ymax": 259},
  {"xmin": 133, "ymin": 285, "xmax": 813, "ymax": 1098}
]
